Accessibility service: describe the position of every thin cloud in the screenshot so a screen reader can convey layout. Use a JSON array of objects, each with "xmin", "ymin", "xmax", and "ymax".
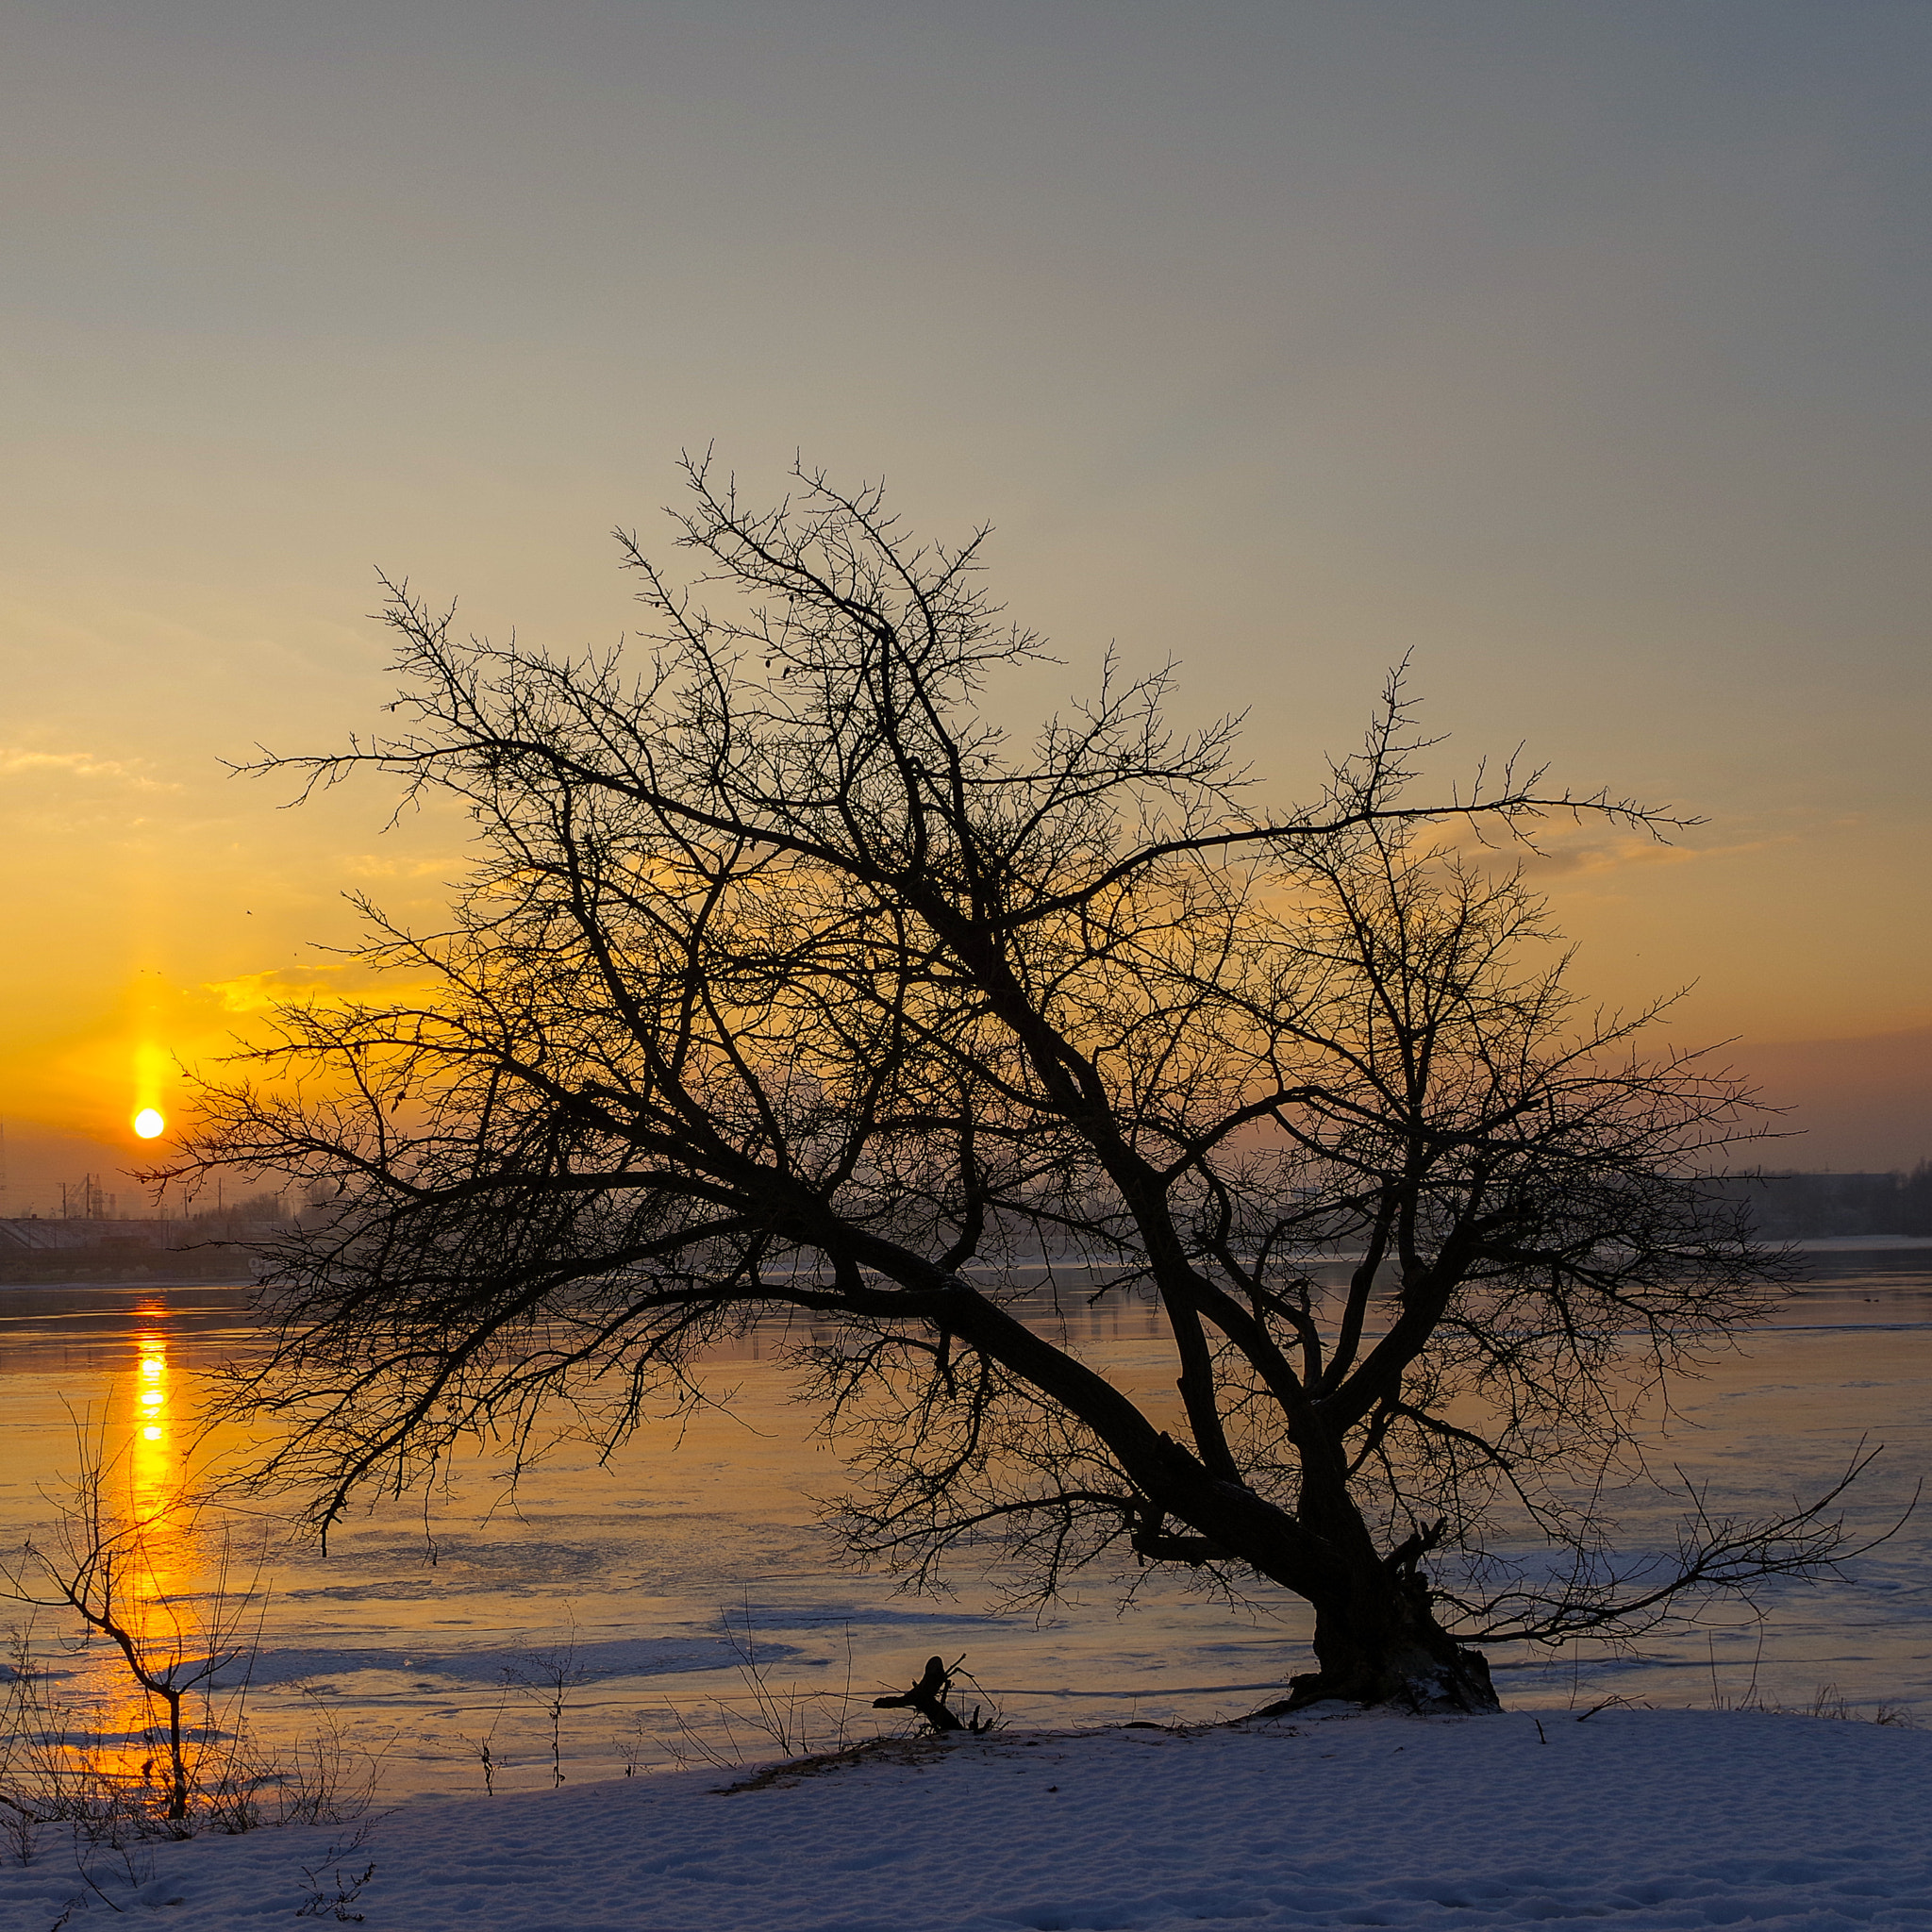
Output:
[
  {"xmin": 339, "ymin": 852, "xmax": 458, "ymax": 881},
  {"xmin": 205, "ymin": 966, "xmax": 359, "ymax": 1015},
  {"xmin": 205, "ymin": 962, "xmax": 437, "ymax": 1015},
  {"xmin": 0, "ymin": 747, "xmax": 179, "ymax": 791},
  {"xmin": 1509, "ymin": 834, "xmax": 1790, "ymax": 880}
]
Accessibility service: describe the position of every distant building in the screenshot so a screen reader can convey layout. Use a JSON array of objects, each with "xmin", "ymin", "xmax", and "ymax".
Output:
[
  {"xmin": 0, "ymin": 1213, "xmax": 280, "ymax": 1284},
  {"xmin": 1706, "ymin": 1167, "xmax": 1932, "ymax": 1240}
]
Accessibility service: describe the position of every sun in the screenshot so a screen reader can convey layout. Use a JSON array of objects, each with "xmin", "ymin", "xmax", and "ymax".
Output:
[{"xmin": 133, "ymin": 1108, "xmax": 166, "ymax": 1140}]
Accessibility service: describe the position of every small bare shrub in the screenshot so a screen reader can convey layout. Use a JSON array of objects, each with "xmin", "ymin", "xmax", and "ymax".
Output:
[
  {"xmin": 503, "ymin": 1624, "xmax": 591, "ymax": 1790},
  {"xmin": 0, "ymin": 1415, "xmax": 378, "ymax": 1861},
  {"xmin": 297, "ymin": 1825, "xmax": 377, "ymax": 1923},
  {"xmin": 1699, "ymin": 1650, "xmax": 1920, "ymax": 1729},
  {"xmin": 652, "ymin": 1606, "xmax": 859, "ymax": 1772}
]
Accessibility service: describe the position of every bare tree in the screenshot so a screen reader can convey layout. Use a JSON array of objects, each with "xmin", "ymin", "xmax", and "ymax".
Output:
[
  {"xmin": 2, "ymin": 1420, "xmax": 262, "ymax": 1824},
  {"xmin": 158, "ymin": 458, "xmax": 1864, "ymax": 1713}
]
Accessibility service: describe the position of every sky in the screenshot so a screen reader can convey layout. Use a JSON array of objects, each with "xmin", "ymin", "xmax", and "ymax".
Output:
[{"xmin": 3, "ymin": 0, "xmax": 1928, "ymax": 1210}]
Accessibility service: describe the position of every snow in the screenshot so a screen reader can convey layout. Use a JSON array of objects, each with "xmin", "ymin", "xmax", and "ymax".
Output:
[{"xmin": 4, "ymin": 1706, "xmax": 1929, "ymax": 1931}]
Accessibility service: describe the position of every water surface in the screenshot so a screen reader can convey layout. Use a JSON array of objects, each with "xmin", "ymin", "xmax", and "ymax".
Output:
[{"xmin": 0, "ymin": 1248, "xmax": 1924, "ymax": 1796}]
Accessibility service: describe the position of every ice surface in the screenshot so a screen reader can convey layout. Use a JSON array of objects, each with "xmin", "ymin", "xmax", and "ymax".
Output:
[
  {"xmin": 196, "ymin": 1634, "xmax": 804, "ymax": 1688},
  {"xmin": 0, "ymin": 1253, "xmax": 1926, "ymax": 1801},
  {"xmin": 2, "ymin": 1707, "xmax": 1928, "ymax": 1930}
]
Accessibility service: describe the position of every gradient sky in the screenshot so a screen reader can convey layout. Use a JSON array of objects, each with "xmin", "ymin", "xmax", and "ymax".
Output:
[{"xmin": 4, "ymin": 0, "xmax": 1929, "ymax": 1209}]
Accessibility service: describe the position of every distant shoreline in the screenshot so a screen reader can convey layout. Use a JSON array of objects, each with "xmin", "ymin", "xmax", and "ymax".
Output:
[{"xmin": 3, "ymin": 1235, "xmax": 1929, "ymax": 1291}]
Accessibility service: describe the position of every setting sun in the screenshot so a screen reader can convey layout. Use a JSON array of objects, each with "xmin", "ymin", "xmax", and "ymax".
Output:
[{"xmin": 133, "ymin": 1107, "xmax": 165, "ymax": 1139}]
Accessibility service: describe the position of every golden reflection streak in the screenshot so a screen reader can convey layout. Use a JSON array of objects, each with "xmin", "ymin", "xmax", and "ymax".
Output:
[
  {"xmin": 129, "ymin": 1324, "xmax": 180, "ymax": 1541},
  {"xmin": 100, "ymin": 1315, "xmax": 202, "ymax": 1783}
]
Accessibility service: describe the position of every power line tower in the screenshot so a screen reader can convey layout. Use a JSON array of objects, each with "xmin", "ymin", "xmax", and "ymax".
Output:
[{"xmin": 59, "ymin": 1173, "xmax": 108, "ymax": 1221}]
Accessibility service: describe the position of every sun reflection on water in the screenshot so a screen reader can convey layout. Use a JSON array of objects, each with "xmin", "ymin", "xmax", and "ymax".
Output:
[
  {"xmin": 21, "ymin": 1312, "xmax": 215, "ymax": 1794},
  {"xmin": 119, "ymin": 1315, "xmax": 196, "ymax": 1707},
  {"xmin": 130, "ymin": 1324, "xmax": 177, "ymax": 1502}
]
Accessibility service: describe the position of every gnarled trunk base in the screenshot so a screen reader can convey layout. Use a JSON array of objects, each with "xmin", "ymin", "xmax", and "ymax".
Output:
[
  {"xmin": 1250, "ymin": 1560, "xmax": 1502, "ymax": 1718},
  {"xmin": 1257, "ymin": 1638, "xmax": 1498, "ymax": 1717}
]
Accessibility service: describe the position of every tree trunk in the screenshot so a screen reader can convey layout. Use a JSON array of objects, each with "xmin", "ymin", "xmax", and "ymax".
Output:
[
  {"xmin": 1249, "ymin": 1551, "xmax": 1499, "ymax": 1717},
  {"xmin": 1251, "ymin": 1457, "xmax": 1502, "ymax": 1718},
  {"xmin": 163, "ymin": 1688, "xmax": 190, "ymax": 1819},
  {"xmin": 1291, "ymin": 1585, "xmax": 1497, "ymax": 1714}
]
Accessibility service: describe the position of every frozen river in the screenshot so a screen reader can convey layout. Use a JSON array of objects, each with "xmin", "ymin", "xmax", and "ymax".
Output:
[{"xmin": 0, "ymin": 1246, "xmax": 1926, "ymax": 1798}]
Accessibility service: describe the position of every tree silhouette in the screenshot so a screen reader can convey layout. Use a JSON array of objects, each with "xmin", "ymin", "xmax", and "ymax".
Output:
[{"xmin": 160, "ymin": 458, "xmax": 1863, "ymax": 1711}]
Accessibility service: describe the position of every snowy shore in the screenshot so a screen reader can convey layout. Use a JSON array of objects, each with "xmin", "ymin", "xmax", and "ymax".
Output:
[{"xmin": 3, "ymin": 1706, "xmax": 1928, "ymax": 1931}]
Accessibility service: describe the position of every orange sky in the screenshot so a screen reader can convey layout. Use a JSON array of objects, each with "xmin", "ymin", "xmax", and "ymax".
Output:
[{"xmin": 3, "ymin": 4, "xmax": 1928, "ymax": 1209}]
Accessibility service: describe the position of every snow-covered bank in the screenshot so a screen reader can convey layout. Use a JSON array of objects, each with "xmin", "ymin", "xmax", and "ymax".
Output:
[{"xmin": 4, "ymin": 1707, "xmax": 1929, "ymax": 1931}]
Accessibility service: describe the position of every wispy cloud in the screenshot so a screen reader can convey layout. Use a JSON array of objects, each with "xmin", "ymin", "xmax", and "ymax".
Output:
[
  {"xmin": 203, "ymin": 961, "xmax": 438, "ymax": 1016},
  {"xmin": 339, "ymin": 852, "xmax": 458, "ymax": 881},
  {"xmin": 204, "ymin": 966, "xmax": 359, "ymax": 1015},
  {"xmin": 0, "ymin": 747, "xmax": 178, "ymax": 791},
  {"xmin": 1508, "ymin": 833, "xmax": 1790, "ymax": 880}
]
